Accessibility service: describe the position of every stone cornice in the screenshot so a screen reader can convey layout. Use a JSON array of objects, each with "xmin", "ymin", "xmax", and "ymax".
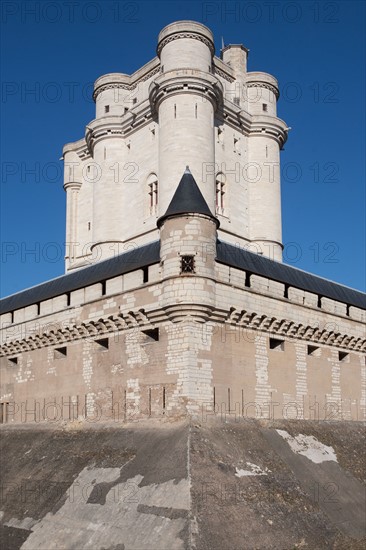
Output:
[
  {"xmin": 149, "ymin": 70, "xmax": 223, "ymax": 113},
  {"xmin": 213, "ymin": 56, "xmax": 236, "ymax": 83},
  {"xmin": 156, "ymin": 31, "xmax": 215, "ymax": 57},
  {"xmin": 1, "ymin": 305, "xmax": 365, "ymax": 357},
  {"xmin": 93, "ymin": 65, "xmax": 161, "ymax": 100},
  {"xmin": 85, "ymin": 101, "xmax": 154, "ymax": 152},
  {"xmin": 246, "ymin": 81, "xmax": 279, "ymax": 99}
]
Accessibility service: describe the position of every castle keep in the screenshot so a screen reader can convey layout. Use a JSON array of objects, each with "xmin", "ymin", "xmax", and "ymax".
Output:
[{"xmin": 0, "ymin": 21, "xmax": 365, "ymax": 424}]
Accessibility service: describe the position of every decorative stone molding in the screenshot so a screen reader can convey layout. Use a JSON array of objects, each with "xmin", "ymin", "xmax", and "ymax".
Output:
[
  {"xmin": 93, "ymin": 66, "xmax": 161, "ymax": 100},
  {"xmin": 157, "ymin": 32, "xmax": 215, "ymax": 57},
  {"xmin": 214, "ymin": 67, "xmax": 236, "ymax": 83},
  {"xmin": 149, "ymin": 71, "xmax": 223, "ymax": 113},
  {"xmin": 246, "ymin": 81, "xmax": 279, "ymax": 99},
  {"xmin": 1, "ymin": 305, "xmax": 365, "ymax": 357}
]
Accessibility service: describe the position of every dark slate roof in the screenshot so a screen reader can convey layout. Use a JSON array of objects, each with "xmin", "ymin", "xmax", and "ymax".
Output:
[
  {"xmin": 217, "ymin": 241, "xmax": 366, "ymax": 309},
  {"xmin": 157, "ymin": 167, "xmax": 219, "ymax": 227},
  {"xmin": 0, "ymin": 241, "xmax": 160, "ymax": 314}
]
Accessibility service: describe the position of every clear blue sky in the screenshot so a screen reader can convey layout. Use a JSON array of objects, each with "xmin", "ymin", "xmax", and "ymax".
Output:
[{"xmin": 1, "ymin": 0, "xmax": 365, "ymax": 297}]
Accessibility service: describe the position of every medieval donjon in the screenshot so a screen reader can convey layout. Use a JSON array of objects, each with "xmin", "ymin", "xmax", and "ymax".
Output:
[{"xmin": 0, "ymin": 21, "xmax": 365, "ymax": 424}]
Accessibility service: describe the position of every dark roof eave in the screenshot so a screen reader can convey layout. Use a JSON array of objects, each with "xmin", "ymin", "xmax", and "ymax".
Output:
[
  {"xmin": 216, "ymin": 240, "xmax": 366, "ymax": 310},
  {"xmin": 0, "ymin": 241, "xmax": 161, "ymax": 314}
]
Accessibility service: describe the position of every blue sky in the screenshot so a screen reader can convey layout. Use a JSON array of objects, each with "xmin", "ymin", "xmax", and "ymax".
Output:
[{"xmin": 1, "ymin": 0, "xmax": 365, "ymax": 297}]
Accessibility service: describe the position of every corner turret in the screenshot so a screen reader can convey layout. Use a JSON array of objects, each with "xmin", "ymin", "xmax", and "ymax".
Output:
[{"xmin": 158, "ymin": 168, "xmax": 218, "ymax": 322}]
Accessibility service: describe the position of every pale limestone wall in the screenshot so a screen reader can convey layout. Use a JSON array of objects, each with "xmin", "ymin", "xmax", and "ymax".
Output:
[
  {"xmin": 63, "ymin": 21, "xmax": 288, "ymax": 270},
  {"xmin": 1, "ymin": 253, "xmax": 364, "ymax": 423}
]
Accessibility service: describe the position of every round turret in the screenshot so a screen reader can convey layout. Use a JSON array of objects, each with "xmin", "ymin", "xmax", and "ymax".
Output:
[{"xmin": 157, "ymin": 21, "xmax": 214, "ymax": 72}]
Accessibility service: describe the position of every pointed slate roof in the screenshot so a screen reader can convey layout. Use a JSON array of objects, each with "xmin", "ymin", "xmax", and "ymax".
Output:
[{"xmin": 157, "ymin": 167, "xmax": 219, "ymax": 227}]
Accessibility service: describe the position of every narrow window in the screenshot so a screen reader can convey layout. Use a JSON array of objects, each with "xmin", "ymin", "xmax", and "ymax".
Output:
[
  {"xmin": 104, "ymin": 147, "xmax": 106, "ymax": 160},
  {"xmin": 88, "ymin": 222, "xmax": 91, "ymax": 231},
  {"xmin": 174, "ymin": 104, "xmax": 177, "ymax": 118},
  {"xmin": 307, "ymin": 345, "xmax": 320, "ymax": 357},
  {"xmin": 87, "ymin": 165, "xmax": 91, "ymax": 173},
  {"xmin": 284, "ymin": 285, "xmax": 289, "ymax": 299},
  {"xmin": 66, "ymin": 292, "xmax": 71, "ymax": 306},
  {"xmin": 105, "ymin": 105, "xmax": 110, "ymax": 113},
  {"xmin": 245, "ymin": 272, "xmax": 251, "ymax": 288},
  {"xmin": 213, "ymin": 386, "xmax": 216, "ymax": 409},
  {"xmin": 8, "ymin": 357, "xmax": 18, "ymax": 365},
  {"xmin": 269, "ymin": 338, "xmax": 284, "ymax": 351},
  {"xmin": 149, "ymin": 388, "xmax": 152, "ymax": 416},
  {"xmin": 215, "ymin": 174, "xmax": 226, "ymax": 210},
  {"xmin": 228, "ymin": 388, "xmax": 231, "ymax": 411},
  {"xmin": 132, "ymin": 98, "xmax": 137, "ymax": 104},
  {"xmin": 263, "ymin": 103, "xmax": 268, "ymax": 112},
  {"xmin": 162, "ymin": 386, "xmax": 166, "ymax": 412},
  {"xmin": 346, "ymin": 304, "xmax": 350, "ymax": 317},
  {"xmin": 54, "ymin": 346, "xmax": 67, "ymax": 359},
  {"xmin": 101, "ymin": 281, "xmax": 106, "ymax": 296},
  {"xmin": 0, "ymin": 402, "xmax": 10, "ymax": 424},
  {"xmin": 195, "ymin": 103, "xmax": 197, "ymax": 118},
  {"xmin": 10, "ymin": 311, "xmax": 14, "ymax": 324},
  {"xmin": 124, "ymin": 107, "xmax": 129, "ymax": 114},
  {"xmin": 338, "ymin": 351, "xmax": 349, "ymax": 362},
  {"xmin": 143, "ymin": 266, "xmax": 149, "ymax": 283},
  {"xmin": 95, "ymin": 337, "xmax": 109, "ymax": 350},
  {"xmin": 181, "ymin": 255, "xmax": 195, "ymax": 274},
  {"xmin": 36, "ymin": 302, "xmax": 40, "ymax": 315},
  {"xmin": 148, "ymin": 177, "xmax": 158, "ymax": 210},
  {"xmin": 317, "ymin": 295, "xmax": 322, "ymax": 308},
  {"xmin": 265, "ymin": 145, "xmax": 268, "ymax": 158},
  {"xmin": 233, "ymin": 97, "xmax": 240, "ymax": 106}
]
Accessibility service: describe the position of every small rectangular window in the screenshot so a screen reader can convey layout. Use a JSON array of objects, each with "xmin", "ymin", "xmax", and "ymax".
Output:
[
  {"xmin": 262, "ymin": 103, "xmax": 268, "ymax": 112},
  {"xmin": 95, "ymin": 337, "xmax": 109, "ymax": 350},
  {"xmin": 8, "ymin": 357, "xmax": 18, "ymax": 365},
  {"xmin": 54, "ymin": 346, "xmax": 67, "ymax": 359},
  {"xmin": 101, "ymin": 281, "xmax": 106, "ymax": 296},
  {"xmin": 181, "ymin": 255, "xmax": 195, "ymax": 274},
  {"xmin": 143, "ymin": 266, "xmax": 149, "ymax": 283},
  {"xmin": 269, "ymin": 338, "xmax": 284, "ymax": 351},
  {"xmin": 132, "ymin": 98, "xmax": 137, "ymax": 104},
  {"xmin": 105, "ymin": 105, "xmax": 110, "ymax": 113},
  {"xmin": 233, "ymin": 97, "xmax": 240, "ymax": 106}
]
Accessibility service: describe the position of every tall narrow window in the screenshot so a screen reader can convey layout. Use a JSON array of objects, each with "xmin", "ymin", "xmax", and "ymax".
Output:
[
  {"xmin": 105, "ymin": 105, "xmax": 110, "ymax": 113},
  {"xmin": 195, "ymin": 103, "xmax": 198, "ymax": 118},
  {"xmin": 147, "ymin": 174, "xmax": 158, "ymax": 213},
  {"xmin": 174, "ymin": 104, "xmax": 177, "ymax": 118},
  {"xmin": 215, "ymin": 173, "xmax": 226, "ymax": 211}
]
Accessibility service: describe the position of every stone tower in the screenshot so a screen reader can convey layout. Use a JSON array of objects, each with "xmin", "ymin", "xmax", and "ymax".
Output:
[
  {"xmin": 1, "ymin": 21, "xmax": 364, "ymax": 427},
  {"xmin": 63, "ymin": 21, "xmax": 288, "ymax": 271}
]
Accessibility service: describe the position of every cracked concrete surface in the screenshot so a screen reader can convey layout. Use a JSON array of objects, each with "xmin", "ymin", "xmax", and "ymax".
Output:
[{"xmin": 0, "ymin": 418, "xmax": 365, "ymax": 549}]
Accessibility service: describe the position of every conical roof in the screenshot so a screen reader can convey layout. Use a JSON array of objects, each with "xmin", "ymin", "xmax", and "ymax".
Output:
[{"xmin": 157, "ymin": 167, "xmax": 219, "ymax": 227}]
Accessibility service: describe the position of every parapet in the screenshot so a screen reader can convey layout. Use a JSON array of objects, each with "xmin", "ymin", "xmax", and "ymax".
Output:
[{"xmin": 157, "ymin": 20, "xmax": 215, "ymax": 57}]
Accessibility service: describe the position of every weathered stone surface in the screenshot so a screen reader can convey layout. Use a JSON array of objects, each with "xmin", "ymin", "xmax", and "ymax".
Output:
[{"xmin": 0, "ymin": 419, "xmax": 364, "ymax": 549}]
